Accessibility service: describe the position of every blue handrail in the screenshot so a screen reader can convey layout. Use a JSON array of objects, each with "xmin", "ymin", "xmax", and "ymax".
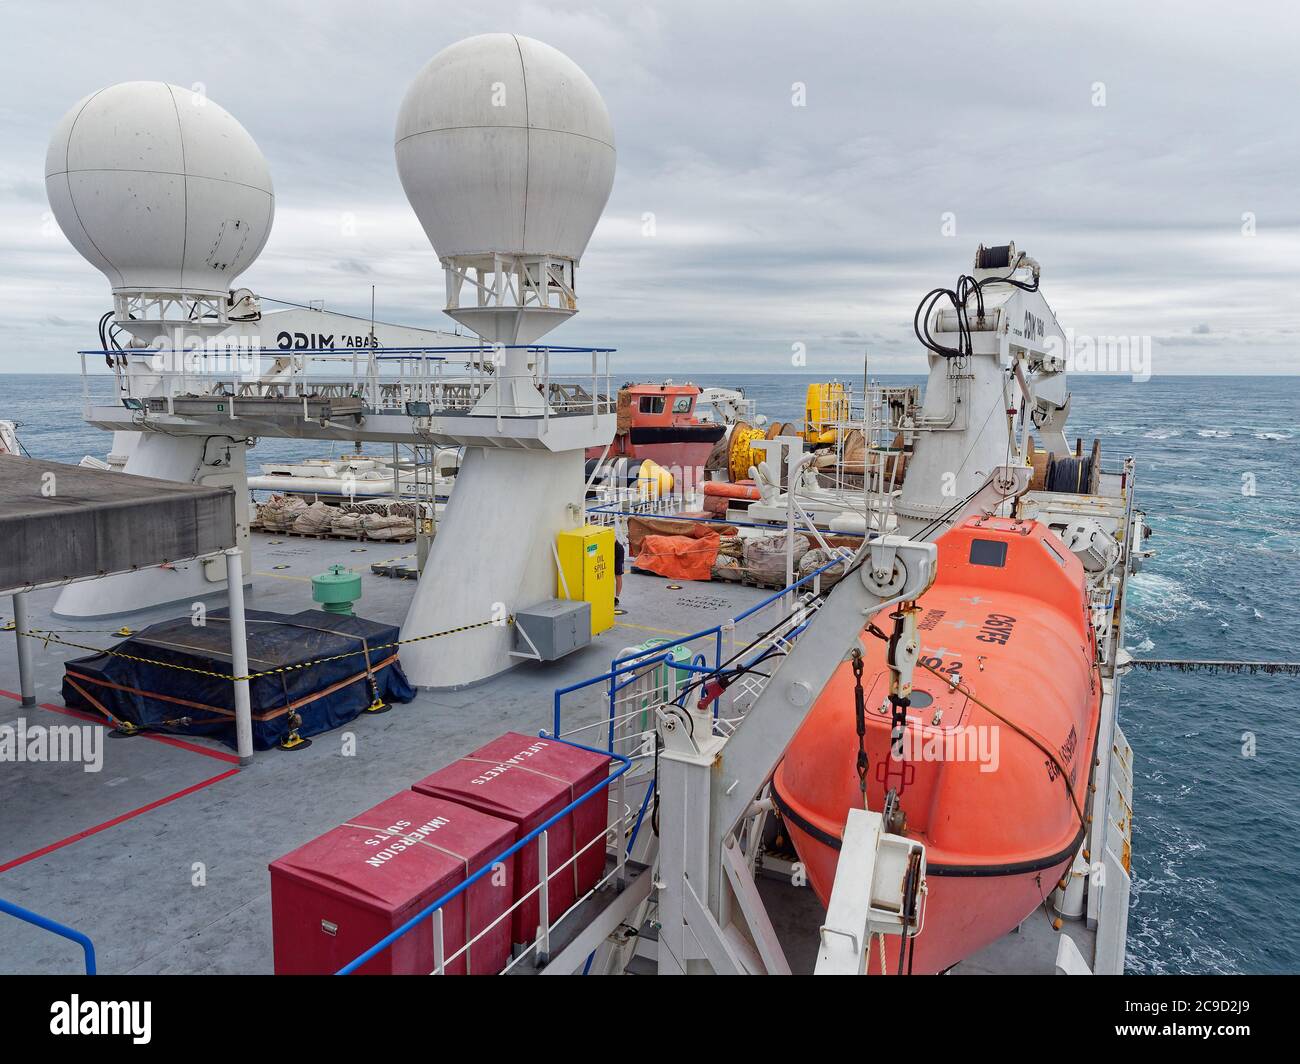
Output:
[
  {"xmin": 552, "ymin": 554, "xmax": 853, "ymax": 754},
  {"xmin": 584, "ymin": 504, "xmax": 867, "ymax": 539},
  {"xmin": 335, "ymin": 734, "xmax": 632, "ymax": 975},
  {"xmin": 553, "ymin": 653, "xmax": 713, "ymax": 739},
  {"xmin": 608, "ymin": 552, "xmax": 852, "ymax": 678},
  {"xmin": 553, "ymin": 555, "xmax": 854, "ymax": 974},
  {"xmin": 0, "ymin": 897, "xmax": 96, "ymax": 975}
]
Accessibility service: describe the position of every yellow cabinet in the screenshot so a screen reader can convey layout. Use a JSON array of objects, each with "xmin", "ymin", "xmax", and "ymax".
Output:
[{"xmin": 556, "ymin": 525, "xmax": 615, "ymax": 635}]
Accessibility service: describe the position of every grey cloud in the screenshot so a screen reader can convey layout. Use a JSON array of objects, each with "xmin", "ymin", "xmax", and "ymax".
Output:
[{"xmin": 2, "ymin": 0, "xmax": 1297, "ymax": 374}]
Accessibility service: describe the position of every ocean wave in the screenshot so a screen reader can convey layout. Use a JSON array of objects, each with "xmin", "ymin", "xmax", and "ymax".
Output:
[
  {"xmin": 1195, "ymin": 429, "xmax": 1233, "ymax": 439},
  {"xmin": 1143, "ymin": 428, "xmax": 1182, "ymax": 440},
  {"xmin": 1128, "ymin": 571, "xmax": 1214, "ymax": 624},
  {"xmin": 1126, "ymin": 817, "xmax": 1248, "ymax": 974}
]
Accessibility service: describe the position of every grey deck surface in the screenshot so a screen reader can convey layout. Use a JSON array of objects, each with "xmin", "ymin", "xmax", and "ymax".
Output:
[
  {"xmin": 0, "ymin": 531, "xmax": 770, "ymax": 974},
  {"xmin": 0, "ymin": 455, "xmax": 235, "ymax": 593},
  {"xmin": 0, "ymin": 530, "xmax": 1093, "ymax": 975}
]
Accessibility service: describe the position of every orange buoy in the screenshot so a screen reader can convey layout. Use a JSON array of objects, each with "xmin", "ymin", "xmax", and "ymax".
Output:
[{"xmin": 772, "ymin": 517, "xmax": 1100, "ymax": 974}]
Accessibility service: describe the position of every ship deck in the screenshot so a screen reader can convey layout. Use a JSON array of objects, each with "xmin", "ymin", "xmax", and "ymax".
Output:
[{"xmin": 0, "ymin": 530, "xmax": 1095, "ymax": 975}]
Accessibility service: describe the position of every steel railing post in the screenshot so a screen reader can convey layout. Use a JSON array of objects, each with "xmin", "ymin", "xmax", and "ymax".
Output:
[
  {"xmin": 224, "ymin": 547, "xmax": 255, "ymax": 765},
  {"xmin": 12, "ymin": 592, "xmax": 35, "ymax": 707},
  {"xmin": 537, "ymin": 829, "xmax": 550, "ymax": 965}
]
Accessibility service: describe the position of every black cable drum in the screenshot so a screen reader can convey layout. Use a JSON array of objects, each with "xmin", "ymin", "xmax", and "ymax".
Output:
[
  {"xmin": 975, "ymin": 244, "xmax": 1013, "ymax": 269},
  {"xmin": 1045, "ymin": 454, "xmax": 1094, "ymax": 494}
]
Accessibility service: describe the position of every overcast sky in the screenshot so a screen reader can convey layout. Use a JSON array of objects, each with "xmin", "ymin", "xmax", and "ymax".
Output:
[{"xmin": 3, "ymin": 0, "xmax": 1297, "ymax": 375}]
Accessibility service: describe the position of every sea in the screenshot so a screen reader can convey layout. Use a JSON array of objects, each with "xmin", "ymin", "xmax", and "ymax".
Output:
[{"xmin": 3, "ymin": 370, "xmax": 1298, "ymax": 974}]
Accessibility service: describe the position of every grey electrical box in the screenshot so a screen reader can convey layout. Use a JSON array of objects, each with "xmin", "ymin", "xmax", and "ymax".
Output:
[{"xmin": 513, "ymin": 599, "xmax": 592, "ymax": 661}]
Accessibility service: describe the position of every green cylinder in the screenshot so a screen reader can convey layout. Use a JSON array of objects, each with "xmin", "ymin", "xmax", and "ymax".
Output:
[
  {"xmin": 312, "ymin": 565, "xmax": 362, "ymax": 615},
  {"xmin": 635, "ymin": 638, "xmax": 692, "ymax": 728}
]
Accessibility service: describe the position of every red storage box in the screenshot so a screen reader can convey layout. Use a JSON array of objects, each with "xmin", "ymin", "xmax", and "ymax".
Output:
[
  {"xmin": 270, "ymin": 790, "xmax": 514, "ymax": 975},
  {"xmin": 412, "ymin": 733, "xmax": 610, "ymax": 947}
]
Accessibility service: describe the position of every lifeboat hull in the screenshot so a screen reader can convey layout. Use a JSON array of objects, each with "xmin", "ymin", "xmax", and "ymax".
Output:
[
  {"xmin": 772, "ymin": 517, "xmax": 1100, "ymax": 973},
  {"xmin": 770, "ymin": 782, "xmax": 1078, "ymax": 974}
]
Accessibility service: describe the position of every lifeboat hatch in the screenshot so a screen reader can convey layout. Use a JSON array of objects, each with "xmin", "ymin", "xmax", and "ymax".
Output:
[
  {"xmin": 852, "ymin": 667, "xmax": 975, "ymax": 837},
  {"xmin": 860, "ymin": 668, "xmax": 970, "ymax": 732}
]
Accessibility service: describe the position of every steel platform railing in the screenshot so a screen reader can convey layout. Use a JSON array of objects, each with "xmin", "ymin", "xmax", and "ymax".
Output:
[
  {"xmin": 77, "ymin": 344, "xmax": 617, "ymax": 427},
  {"xmin": 0, "ymin": 896, "xmax": 97, "ymax": 975}
]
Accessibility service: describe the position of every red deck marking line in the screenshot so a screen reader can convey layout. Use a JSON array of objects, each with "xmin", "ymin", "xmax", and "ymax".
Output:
[
  {"xmin": 0, "ymin": 767, "xmax": 239, "ymax": 875},
  {"xmin": 0, "ymin": 689, "xmax": 239, "ymax": 765},
  {"xmin": 44, "ymin": 701, "xmax": 242, "ymax": 765}
]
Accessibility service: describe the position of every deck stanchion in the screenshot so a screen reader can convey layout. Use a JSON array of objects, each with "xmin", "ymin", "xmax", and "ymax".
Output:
[
  {"xmin": 537, "ymin": 830, "xmax": 551, "ymax": 965},
  {"xmin": 224, "ymin": 547, "xmax": 255, "ymax": 765},
  {"xmin": 12, "ymin": 592, "xmax": 35, "ymax": 707}
]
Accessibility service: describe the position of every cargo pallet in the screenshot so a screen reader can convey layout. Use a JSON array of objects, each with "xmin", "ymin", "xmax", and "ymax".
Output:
[
  {"xmin": 270, "ymin": 529, "xmax": 416, "ymax": 544},
  {"xmin": 629, "ymin": 562, "xmax": 780, "ymax": 590},
  {"xmin": 710, "ymin": 564, "xmax": 785, "ymax": 589},
  {"xmin": 711, "ymin": 565, "xmax": 844, "ymax": 592}
]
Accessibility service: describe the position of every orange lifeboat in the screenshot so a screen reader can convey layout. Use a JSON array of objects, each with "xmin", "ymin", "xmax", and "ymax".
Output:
[{"xmin": 771, "ymin": 517, "xmax": 1100, "ymax": 974}]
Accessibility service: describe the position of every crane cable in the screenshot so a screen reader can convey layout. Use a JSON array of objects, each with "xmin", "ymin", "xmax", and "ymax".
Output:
[
  {"xmin": 916, "ymin": 655, "xmax": 1090, "ymax": 831},
  {"xmin": 863, "ymin": 619, "xmax": 1090, "ymax": 832}
]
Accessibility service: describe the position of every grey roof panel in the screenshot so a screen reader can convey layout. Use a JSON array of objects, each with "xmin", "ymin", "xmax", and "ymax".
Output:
[{"xmin": 0, "ymin": 455, "xmax": 236, "ymax": 593}]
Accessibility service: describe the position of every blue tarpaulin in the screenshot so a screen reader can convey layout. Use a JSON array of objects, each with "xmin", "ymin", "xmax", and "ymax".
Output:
[{"xmin": 61, "ymin": 608, "xmax": 415, "ymax": 750}]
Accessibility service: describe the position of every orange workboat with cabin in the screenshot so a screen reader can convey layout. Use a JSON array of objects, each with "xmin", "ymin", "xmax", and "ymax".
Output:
[
  {"xmin": 772, "ymin": 515, "xmax": 1101, "ymax": 974},
  {"xmin": 588, "ymin": 382, "xmax": 725, "ymax": 474}
]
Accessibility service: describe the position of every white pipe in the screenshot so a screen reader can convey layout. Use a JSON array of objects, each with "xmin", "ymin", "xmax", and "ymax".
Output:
[
  {"xmin": 12, "ymin": 592, "xmax": 34, "ymax": 707},
  {"xmin": 224, "ymin": 548, "xmax": 254, "ymax": 765}
]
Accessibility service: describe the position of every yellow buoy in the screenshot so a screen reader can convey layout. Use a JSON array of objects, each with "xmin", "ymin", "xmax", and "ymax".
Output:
[
  {"xmin": 804, "ymin": 382, "xmax": 850, "ymax": 445},
  {"xmin": 636, "ymin": 457, "xmax": 675, "ymax": 499}
]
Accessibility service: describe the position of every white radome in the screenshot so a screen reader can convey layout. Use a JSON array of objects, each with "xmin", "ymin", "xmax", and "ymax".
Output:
[
  {"xmin": 45, "ymin": 81, "xmax": 274, "ymax": 298},
  {"xmin": 394, "ymin": 34, "xmax": 615, "ymax": 262}
]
